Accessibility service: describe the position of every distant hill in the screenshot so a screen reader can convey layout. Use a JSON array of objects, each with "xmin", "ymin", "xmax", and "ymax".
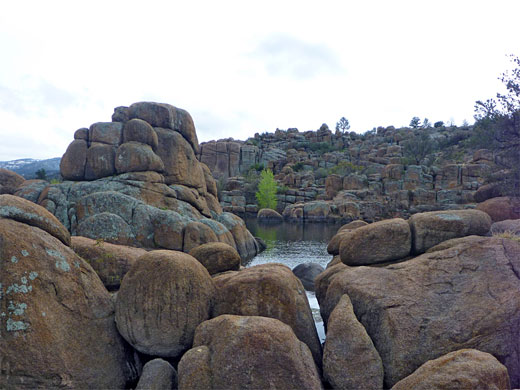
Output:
[{"xmin": 0, "ymin": 157, "xmax": 61, "ymax": 180}]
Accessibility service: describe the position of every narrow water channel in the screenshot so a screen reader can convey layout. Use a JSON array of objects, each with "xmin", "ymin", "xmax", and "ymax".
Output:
[{"xmin": 244, "ymin": 218, "xmax": 339, "ymax": 343}]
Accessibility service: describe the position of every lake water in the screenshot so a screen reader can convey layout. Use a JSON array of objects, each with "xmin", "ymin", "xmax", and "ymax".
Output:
[{"xmin": 244, "ymin": 218, "xmax": 339, "ymax": 343}]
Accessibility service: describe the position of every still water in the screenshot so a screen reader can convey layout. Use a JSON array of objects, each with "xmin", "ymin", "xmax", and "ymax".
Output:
[{"xmin": 244, "ymin": 218, "xmax": 339, "ymax": 343}]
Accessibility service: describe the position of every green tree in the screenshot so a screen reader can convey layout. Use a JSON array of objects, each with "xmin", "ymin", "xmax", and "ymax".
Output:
[
  {"xmin": 409, "ymin": 117, "xmax": 421, "ymax": 128},
  {"xmin": 255, "ymin": 168, "xmax": 278, "ymax": 209},
  {"xmin": 35, "ymin": 168, "xmax": 47, "ymax": 180},
  {"xmin": 402, "ymin": 131, "xmax": 437, "ymax": 165},
  {"xmin": 472, "ymin": 54, "xmax": 520, "ymax": 197},
  {"xmin": 335, "ymin": 117, "xmax": 350, "ymax": 133}
]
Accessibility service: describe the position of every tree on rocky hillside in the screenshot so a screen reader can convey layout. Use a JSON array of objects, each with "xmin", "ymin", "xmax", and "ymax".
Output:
[
  {"xmin": 335, "ymin": 117, "xmax": 350, "ymax": 133},
  {"xmin": 402, "ymin": 131, "xmax": 437, "ymax": 165},
  {"xmin": 472, "ymin": 54, "xmax": 520, "ymax": 197},
  {"xmin": 256, "ymin": 168, "xmax": 278, "ymax": 210},
  {"xmin": 409, "ymin": 117, "xmax": 421, "ymax": 128}
]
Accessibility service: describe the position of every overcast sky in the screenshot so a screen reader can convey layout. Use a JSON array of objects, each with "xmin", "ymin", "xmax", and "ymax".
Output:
[{"xmin": 1, "ymin": 0, "xmax": 518, "ymax": 160}]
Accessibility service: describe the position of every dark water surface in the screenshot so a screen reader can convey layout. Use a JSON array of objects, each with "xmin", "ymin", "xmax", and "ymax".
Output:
[{"xmin": 244, "ymin": 218, "xmax": 339, "ymax": 343}]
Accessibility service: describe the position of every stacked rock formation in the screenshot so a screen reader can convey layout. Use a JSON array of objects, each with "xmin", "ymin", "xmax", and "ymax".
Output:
[{"xmin": 28, "ymin": 102, "xmax": 259, "ymax": 260}]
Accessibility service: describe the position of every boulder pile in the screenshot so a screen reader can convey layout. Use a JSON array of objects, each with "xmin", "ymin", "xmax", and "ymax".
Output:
[{"xmin": 16, "ymin": 102, "xmax": 260, "ymax": 260}]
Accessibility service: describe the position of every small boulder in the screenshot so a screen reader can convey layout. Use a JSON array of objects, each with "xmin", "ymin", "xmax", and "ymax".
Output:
[
  {"xmin": 123, "ymin": 118, "xmax": 159, "ymax": 150},
  {"xmin": 0, "ymin": 168, "xmax": 25, "ymax": 194},
  {"xmin": 71, "ymin": 236, "xmax": 147, "ymax": 290},
  {"xmin": 189, "ymin": 242, "xmax": 241, "ymax": 275},
  {"xmin": 324, "ymin": 295, "xmax": 384, "ymax": 390},
  {"xmin": 178, "ymin": 315, "xmax": 322, "ymax": 390},
  {"xmin": 292, "ymin": 262, "xmax": 324, "ymax": 292},
  {"xmin": 136, "ymin": 358, "xmax": 178, "ymax": 390},
  {"xmin": 491, "ymin": 219, "xmax": 520, "ymax": 236},
  {"xmin": 328, "ymin": 220, "xmax": 368, "ymax": 255},
  {"xmin": 89, "ymin": 122, "xmax": 123, "ymax": 145},
  {"xmin": 213, "ymin": 263, "xmax": 322, "ymax": 368},
  {"xmin": 337, "ymin": 219, "xmax": 368, "ymax": 233},
  {"xmin": 477, "ymin": 196, "xmax": 520, "ymax": 222},
  {"xmin": 115, "ymin": 250, "xmax": 216, "ymax": 358},
  {"xmin": 77, "ymin": 212, "xmax": 136, "ymax": 246},
  {"xmin": 60, "ymin": 139, "xmax": 88, "ymax": 180},
  {"xmin": 84, "ymin": 143, "xmax": 116, "ymax": 180},
  {"xmin": 391, "ymin": 349, "xmax": 510, "ymax": 390},
  {"xmin": 339, "ymin": 218, "xmax": 411, "ymax": 265},
  {"xmin": 14, "ymin": 179, "xmax": 48, "ymax": 203},
  {"xmin": 408, "ymin": 209, "xmax": 492, "ymax": 254},
  {"xmin": 257, "ymin": 208, "xmax": 284, "ymax": 223},
  {"xmin": 0, "ymin": 194, "xmax": 70, "ymax": 246},
  {"xmin": 115, "ymin": 142, "xmax": 164, "ymax": 174},
  {"xmin": 183, "ymin": 221, "xmax": 219, "ymax": 252}
]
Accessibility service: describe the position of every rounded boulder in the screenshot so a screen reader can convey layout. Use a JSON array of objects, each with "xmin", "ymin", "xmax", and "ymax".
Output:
[
  {"xmin": 115, "ymin": 250, "xmax": 216, "ymax": 358},
  {"xmin": 188, "ymin": 242, "xmax": 241, "ymax": 275},
  {"xmin": 292, "ymin": 262, "xmax": 324, "ymax": 292}
]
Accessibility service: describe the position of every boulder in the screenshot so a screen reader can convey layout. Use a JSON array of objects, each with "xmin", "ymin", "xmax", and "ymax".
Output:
[
  {"xmin": 183, "ymin": 221, "xmax": 219, "ymax": 252},
  {"xmin": 89, "ymin": 122, "xmax": 123, "ymax": 145},
  {"xmin": 328, "ymin": 220, "xmax": 368, "ymax": 255},
  {"xmin": 292, "ymin": 262, "xmax": 324, "ymax": 292},
  {"xmin": 391, "ymin": 349, "xmax": 510, "ymax": 390},
  {"xmin": 217, "ymin": 212, "xmax": 258, "ymax": 260},
  {"xmin": 491, "ymin": 219, "xmax": 520, "ymax": 236},
  {"xmin": 324, "ymin": 295, "xmax": 384, "ymax": 390},
  {"xmin": 257, "ymin": 207, "xmax": 283, "ymax": 223},
  {"xmin": 213, "ymin": 263, "xmax": 322, "ymax": 368},
  {"xmin": 115, "ymin": 250, "xmax": 216, "ymax": 358},
  {"xmin": 0, "ymin": 168, "xmax": 25, "ymax": 195},
  {"xmin": 0, "ymin": 194, "xmax": 70, "ymax": 246},
  {"xmin": 319, "ymin": 237, "xmax": 520, "ymax": 387},
  {"xmin": 474, "ymin": 182, "xmax": 503, "ymax": 203},
  {"xmin": 71, "ymin": 236, "xmax": 147, "ymax": 291},
  {"xmin": 14, "ymin": 179, "xmax": 48, "ymax": 203},
  {"xmin": 128, "ymin": 102, "xmax": 199, "ymax": 153},
  {"xmin": 74, "ymin": 127, "xmax": 89, "ymax": 140},
  {"xmin": 477, "ymin": 196, "xmax": 520, "ymax": 222},
  {"xmin": 77, "ymin": 212, "xmax": 136, "ymax": 246},
  {"xmin": 408, "ymin": 209, "xmax": 492, "ymax": 254},
  {"xmin": 337, "ymin": 220, "xmax": 368, "ymax": 233},
  {"xmin": 188, "ymin": 242, "xmax": 241, "ymax": 275},
  {"xmin": 0, "ymin": 216, "xmax": 139, "ymax": 388},
  {"xmin": 60, "ymin": 139, "xmax": 88, "ymax": 180},
  {"xmin": 136, "ymin": 358, "xmax": 178, "ymax": 390},
  {"xmin": 339, "ymin": 218, "xmax": 411, "ymax": 265},
  {"xmin": 123, "ymin": 118, "xmax": 159, "ymax": 150},
  {"xmin": 178, "ymin": 315, "xmax": 322, "ymax": 390},
  {"xmin": 84, "ymin": 143, "xmax": 116, "ymax": 180},
  {"xmin": 115, "ymin": 142, "xmax": 164, "ymax": 174},
  {"xmin": 425, "ymin": 235, "xmax": 491, "ymax": 253}
]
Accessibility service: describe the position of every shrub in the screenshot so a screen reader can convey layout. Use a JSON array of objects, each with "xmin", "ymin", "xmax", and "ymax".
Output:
[{"xmin": 328, "ymin": 161, "xmax": 363, "ymax": 176}]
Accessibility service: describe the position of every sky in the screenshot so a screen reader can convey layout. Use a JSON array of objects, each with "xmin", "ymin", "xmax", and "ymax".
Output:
[{"xmin": 0, "ymin": 0, "xmax": 519, "ymax": 161}]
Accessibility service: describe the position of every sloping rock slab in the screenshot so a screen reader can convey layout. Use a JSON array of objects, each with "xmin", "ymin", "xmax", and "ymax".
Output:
[{"xmin": 318, "ymin": 237, "xmax": 520, "ymax": 388}]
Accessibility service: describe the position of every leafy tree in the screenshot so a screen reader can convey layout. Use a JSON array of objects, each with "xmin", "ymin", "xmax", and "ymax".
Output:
[
  {"xmin": 335, "ymin": 117, "xmax": 350, "ymax": 133},
  {"xmin": 422, "ymin": 118, "xmax": 432, "ymax": 128},
  {"xmin": 434, "ymin": 121, "xmax": 445, "ymax": 128},
  {"xmin": 35, "ymin": 168, "xmax": 47, "ymax": 180},
  {"xmin": 409, "ymin": 117, "xmax": 421, "ymax": 128},
  {"xmin": 255, "ymin": 169, "xmax": 278, "ymax": 209}
]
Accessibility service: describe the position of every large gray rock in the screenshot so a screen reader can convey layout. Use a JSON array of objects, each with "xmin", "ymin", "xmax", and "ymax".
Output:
[
  {"xmin": 339, "ymin": 218, "xmax": 411, "ymax": 265},
  {"xmin": 115, "ymin": 250, "xmax": 216, "ymax": 358},
  {"xmin": 408, "ymin": 209, "xmax": 492, "ymax": 254},
  {"xmin": 84, "ymin": 143, "xmax": 116, "ymax": 180},
  {"xmin": 60, "ymin": 139, "xmax": 88, "ymax": 180},
  {"xmin": 391, "ymin": 349, "xmax": 510, "ymax": 390},
  {"xmin": 292, "ymin": 262, "xmax": 324, "ymax": 292},
  {"xmin": 123, "ymin": 118, "xmax": 159, "ymax": 150},
  {"xmin": 324, "ymin": 295, "xmax": 384, "ymax": 390},
  {"xmin": 115, "ymin": 142, "xmax": 164, "ymax": 174},
  {"xmin": 318, "ymin": 237, "xmax": 520, "ymax": 387},
  {"xmin": 178, "ymin": 315, "xmax": 322, "ymax": 390}
]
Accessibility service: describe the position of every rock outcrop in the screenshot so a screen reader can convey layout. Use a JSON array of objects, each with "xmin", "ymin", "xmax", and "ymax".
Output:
[
  {"xmin": 0, "ymin": 196, "xmax": 139, "ymax": 388},
  {"xmin": 178, "ymin": 315, "xmax": 322, "ymax": 390},
  {"xmin": 27, "ymin": 102, "xmax": 259, "ymax": 260},
  {"xmin": 317, "ymin": 236, "xmax": 520, "ymax": 388},
  {"xmin": 0, "ymin": 169, "xmax": 25, "ymax": 195}
]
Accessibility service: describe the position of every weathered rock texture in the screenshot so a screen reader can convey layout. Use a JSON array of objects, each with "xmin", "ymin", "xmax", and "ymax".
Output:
[
  {"xmin": 25, "ymin": 102, "xmax": 259, "ymax": 260},
  {"xmin": 292, "ymin": 262, "xmax": 324, "ymax": 292},
  {"xmin": 178, "ymin": 315, "xmax": 322, "ymax": 390},
  {"xmin": 477, "ymin": 196, "xmax": 520, "ymax": 222},
  {"xmin": 188, "ymin": 242, "xmax": 241, "ymax": 275},
  {"xmin": 213, "ymin": 263, "xmax": 322, "ymax": 368},
  {"xmin": 391, "ymin": 349, "xmax": 511, "ymax": 390},
  {"xmin": 115, "ymin": 250, "xmax": 216, "ymax": 358},
  {"xmin": 408, "ymin": 209, "xmax": 492, "ymax": 253},
  {"xmin": 70, "ymin": 236, "xmax": 147, "ymax": 290},
  {"xmin": 135, "ymin": 358, "xmax": 178, "ymax": 390},
  {"xmin": 0, "ymin": 198, "xmax": 139, "ymax": 388},
  {"xmin": 323, "ymin": 295, "xmax": 384, "ymax": 390},
  {"xmin": 317, "ymin": 236, "xmax": 520, "ymax": 388},
  {"xmin": 0, "ymin": 168, "xmax": 25, "ymax": 194}
]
